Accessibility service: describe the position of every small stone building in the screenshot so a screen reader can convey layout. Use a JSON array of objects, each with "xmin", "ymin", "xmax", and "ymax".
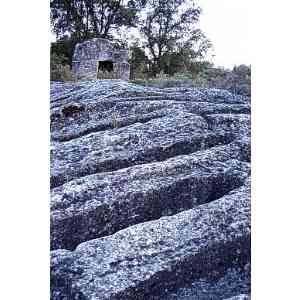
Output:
[{"xmin": 72, "ymin": 38, "xmax": 130, "ymax": 80}]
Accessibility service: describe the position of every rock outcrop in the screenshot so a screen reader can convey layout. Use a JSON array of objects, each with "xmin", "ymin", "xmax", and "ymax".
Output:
[
  {"xmin": 50, "ymin": 80, "xmax": 251, "ymax": 299},
  {"xmin": 225, "ymin": 295, "xmax": 250, "ymax": 300}
]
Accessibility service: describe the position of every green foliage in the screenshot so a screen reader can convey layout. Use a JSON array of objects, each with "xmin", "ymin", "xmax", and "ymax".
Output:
[
  {"xmin": 132, "ymin": 71, "xmax": 194, "ymax": 88},
  {"xmin": 50, "ymin": 0, "xmax": 212, "ymax": 78},
  {"xmin": 50, "ymin": 0, "xmax": 146, "ymax": 41},
  {"xmin": 50, "ymin": 0, "xmax": 250, "ymax": 94},
  {"xmin": 199, "ymin": 64, "xmax": 251, "ymax": 96},
  {"xmin": 51, "ymin": 37, "xmax": 77, "ymax": 66},
  {"xmin": 50, "ymin": 53, "xmax": 77, "ymax": 82},
  {"xmin": 129, "ymin": 42, "xmax": 150, "ymax": 79},
  {"xmin": 140, "ymin": 0, "xmax": 212, "ymax": 76},
  {"xmin": 132, "ymin": 63, "xmax": 251, "ymax": 96}
]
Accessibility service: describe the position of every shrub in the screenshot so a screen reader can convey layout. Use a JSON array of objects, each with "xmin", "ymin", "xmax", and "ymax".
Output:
[
  {"xmin": 131, "ymin": 64, "xmax": 251, "ymax": 96},
  {"xmin": 50, "ymin": 53, "xmax": 77, "ymax": 82}
]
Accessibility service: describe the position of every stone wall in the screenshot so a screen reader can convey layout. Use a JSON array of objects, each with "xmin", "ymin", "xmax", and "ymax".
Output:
[{"xmin": 72, "ymin": 38, "xmax": 130, "ymax": 80}]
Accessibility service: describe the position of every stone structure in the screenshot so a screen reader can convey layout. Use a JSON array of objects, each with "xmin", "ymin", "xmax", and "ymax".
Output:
[{"xmin": 72, "ymin": 38, "xmax": 130, "ymax": 80}]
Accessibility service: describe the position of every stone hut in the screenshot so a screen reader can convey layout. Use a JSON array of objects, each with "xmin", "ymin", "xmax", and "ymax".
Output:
[{"xmin": 72, "ymin": 38, "xmax": 130, "ymax": 80}]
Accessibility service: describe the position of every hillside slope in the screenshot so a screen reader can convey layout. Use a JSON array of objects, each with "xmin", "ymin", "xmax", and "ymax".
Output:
[{"xmin": 50, "ymin": 80, "xmax": 251, "ymax": 300}]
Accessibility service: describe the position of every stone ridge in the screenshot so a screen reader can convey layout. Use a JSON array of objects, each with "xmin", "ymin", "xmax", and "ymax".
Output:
[
  {"xmin": 51, "ymin": 143, "xmax": 250, "ymax": 250},
  {"xmin": 51, "ymin": 180, "xmax": 250, "ymax": 300},
  {"xmin": 51, "ymin": 112, "xmax": 235, "ymax": 188},
  {"xmin": 50, "ymin": 80, "xmax": 251, "ymax": 299}
]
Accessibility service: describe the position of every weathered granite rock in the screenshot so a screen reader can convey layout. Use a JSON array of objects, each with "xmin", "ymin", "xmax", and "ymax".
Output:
[
  {"xmin": 51, "ymin": 142, "xmax": 250, "ymax": 250},
  {"xmin": 162, "ymin": 267, "xmax": 250, "ymax": 300},
  {"xmin": 50, "ymin": 81, "xmax": 250, "ymax": 146},
  {"xmin": 205, "ymin": 114, "xmax": 251, "ymax": 137},
  {"xmin": 51, "ymin": 112, "xmax": 236, "ymax": 188},
  {"xmin": 224, "ymin": 294, "xmax": 250, "ymax": 300},
  {"xmin": 51, "ymin": 102, "xmax": 250, "ymax": 143},
  {"xmin": 51, "ymin": 180, "xmax": 250, "ymax": 300},
  {"xmin": 50, "ymin": 80, "xmax": 250, "ymax": 110},
  {"xmin": 50, "ymin": 80, "xmax": 251, "ymax": 299}
]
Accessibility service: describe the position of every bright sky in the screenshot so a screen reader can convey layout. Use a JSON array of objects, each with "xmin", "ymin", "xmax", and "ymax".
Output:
[{"xmin": 197, "ymin": 0, "xmax": 250, "ymax": 68}]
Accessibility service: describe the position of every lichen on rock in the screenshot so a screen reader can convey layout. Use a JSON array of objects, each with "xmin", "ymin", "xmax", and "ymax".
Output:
[{"xmin": 50, "ymin": 80, "xmax": 251, "ymax": 299}]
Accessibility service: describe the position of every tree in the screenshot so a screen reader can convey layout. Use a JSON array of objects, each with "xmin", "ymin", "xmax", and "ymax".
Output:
[
  {"xmin": 226, "ymin": 65, "xmax": 251, "ymax": 96},
  {"xmin": 50, "ymin": 0, "xmax": 146, "ymax": 41},
  {"xmin": 51, "ymin": 35, "xmax": 77, "ymax": 66},
  {"xmin": 129, "ymin": 41, "xmax": 150, "ymax": 79},
  {"xmin": 140, "ymin": 0, "xmax": 211, "ymax": 75}
]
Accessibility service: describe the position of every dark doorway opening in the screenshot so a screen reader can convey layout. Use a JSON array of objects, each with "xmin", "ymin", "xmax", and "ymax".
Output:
[{"xmin": 98, "ymin": 60, "xmax": 114, "ymax": 73}]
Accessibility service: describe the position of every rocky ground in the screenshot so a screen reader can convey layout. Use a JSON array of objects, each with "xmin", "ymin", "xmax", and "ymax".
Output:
[{"xmin": 50, "ymin": 80, "xmax": 251, "ymax": 299}]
